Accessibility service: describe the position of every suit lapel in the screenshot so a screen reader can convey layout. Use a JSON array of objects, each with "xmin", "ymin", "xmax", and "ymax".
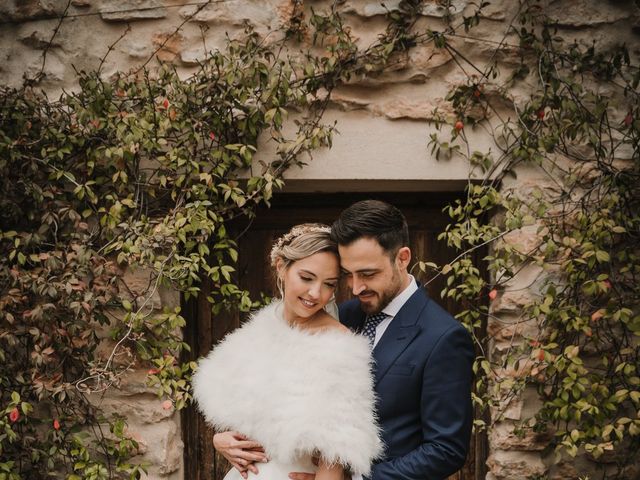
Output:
[{"xmin": 372, "ymin": 288, "xmax": 428, "ymax": 386}]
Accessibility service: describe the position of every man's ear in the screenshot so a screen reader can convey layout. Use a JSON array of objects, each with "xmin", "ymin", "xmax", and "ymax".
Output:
[{"xmin": 396, "ymin": 246, "xmax": 411, "ymax": 270}]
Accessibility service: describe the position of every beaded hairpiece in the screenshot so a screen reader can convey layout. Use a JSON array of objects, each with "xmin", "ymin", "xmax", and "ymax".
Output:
[{"xmin": 269, "ymin": 224, "xmax": 332, "ymax": 266}]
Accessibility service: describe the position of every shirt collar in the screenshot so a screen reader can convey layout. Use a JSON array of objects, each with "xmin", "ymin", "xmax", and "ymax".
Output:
[{"xmin": 381, "ymin": 274, "xmax": 418, "ymax": 318}]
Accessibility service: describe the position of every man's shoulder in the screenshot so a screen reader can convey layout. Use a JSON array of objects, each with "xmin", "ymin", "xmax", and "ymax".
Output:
[
  {"xmin": 338, "ymin": 298, "xmax": 365, "ymax": 330},
  {"xmin": 409, "ymin": 289, "xmax": 468, "ymax": 334}
]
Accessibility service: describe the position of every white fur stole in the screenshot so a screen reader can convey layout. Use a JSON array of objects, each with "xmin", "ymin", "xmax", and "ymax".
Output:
[{"xmin": 191, "ymin": 302, "xmax": 383, "ymax": 476}]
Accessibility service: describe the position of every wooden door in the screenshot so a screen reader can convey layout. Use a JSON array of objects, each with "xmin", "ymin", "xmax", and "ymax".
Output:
[{"xmin": 182, "ymin": 192, "xmax": 487, "ymax": 480}]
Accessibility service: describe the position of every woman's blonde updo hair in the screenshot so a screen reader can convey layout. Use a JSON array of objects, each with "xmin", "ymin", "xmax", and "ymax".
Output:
[{"xmin": 270, "ymin": 223, "xmax": 338, "ymax": 296}]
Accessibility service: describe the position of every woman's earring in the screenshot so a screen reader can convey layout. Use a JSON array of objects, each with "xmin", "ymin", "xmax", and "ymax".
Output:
[{"xmin": 277, "ymin": 277, "xmax": 284, "ymax": 299}]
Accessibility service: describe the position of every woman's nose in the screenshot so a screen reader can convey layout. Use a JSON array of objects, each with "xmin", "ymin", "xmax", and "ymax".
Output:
[{"xmin": 308, "ymin": 282, "xmax": 321, "ymax": 298}]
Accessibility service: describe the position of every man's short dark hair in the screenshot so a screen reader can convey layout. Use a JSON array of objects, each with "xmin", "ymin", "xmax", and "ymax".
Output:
[{"xmin": 330, "ymin": 200, "xmax": 409, "ymax": 255}]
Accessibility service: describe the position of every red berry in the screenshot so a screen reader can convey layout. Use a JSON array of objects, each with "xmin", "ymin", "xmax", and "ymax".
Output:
[
  {"xmin": 209, "ymin": 132, "xmax": 216, "ymax": 140},
  {"xmin": 488, "ymin": 289, "xmax": 498, "ymax": 300},
  {"xmin": 53, "ymin": 419, "xmax": 61, "ymax": 430},
  {"xmin": 537, "ymin": 109, "xmax": 545, "ymax": 120},
  {"xmin": 454, "ymin": 120, "xmax": 464, "ymax": 131},
  {"xmin": 473, "ymin": 89, "xmax": 481, "ymax": 98}
]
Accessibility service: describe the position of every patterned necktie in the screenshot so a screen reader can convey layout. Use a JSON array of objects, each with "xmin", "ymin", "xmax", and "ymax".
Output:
[{"xmin": 362, "ymin": 313, "xmax": 389, "ymax": 347}]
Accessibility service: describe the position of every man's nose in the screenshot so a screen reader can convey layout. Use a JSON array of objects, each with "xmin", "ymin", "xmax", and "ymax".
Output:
[{"xmin": 351, "ymin": 276, "xmax": 366, "ymax": 296}]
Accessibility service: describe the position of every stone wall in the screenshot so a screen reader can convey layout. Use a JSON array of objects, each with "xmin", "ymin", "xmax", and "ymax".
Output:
[
  {"xmin": 2, "ymin": 1, "xmax": 639, "ymax": 479},
  {"xmin": 93, "ymin": 266, "xmax": 183, "ymax": 479}
]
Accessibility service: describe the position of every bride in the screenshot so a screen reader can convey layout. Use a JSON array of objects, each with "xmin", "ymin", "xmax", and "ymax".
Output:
[{"xmin": 192, "ymin": 224, "xmax": 382, "ymax": 480}]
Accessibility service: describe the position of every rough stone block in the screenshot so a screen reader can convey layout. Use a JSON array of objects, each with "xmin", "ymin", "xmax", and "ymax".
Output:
[
  {"xmin": 487, "ymin": 315, "xmax": 537, "ymax": 341},
  {"xmin": 501, "ymin": 264, "xmax": 545, "ymax": 293},
  {"xmin": 409, "ymin": 43, "xmax": 453, "ymax": 71},
  {"xmin": 490, "ymin": 421, "xmax": 551, "ymax": 451},
  {"xmin": 502, "ymin": 225, "xmax": 545, "ymax": 255},
  {"xmin": 99, "ymin": 393, "xmax": 175, "ymax": 424},
  {"xmin": 490, "ymin": 291, "xmax": 535, "ymax": 315},
  {"xmin": 18, "ymin": 21, "xmax": 61, "ymax": 49},
  {"xmin": 487, "ymin": 450, "xmax": 547, "ymax": 480},
  {"xmin": 151, "ymin": 32, "xmax": 184, "ymax": 63},
  {"xmin": 129, "ymin": 419, "xmax": 183, "ymax": 476},
  {"xmin": 373, "ymin": 97, "xmax": 453, "ymax": 121},
  {"xmin": 180, "ymin": 0, "xmax": 277, "ymax": 31},
  {"xmin": 100, "ymin": 0, "xmax": 167, "ymax": 22},
  {"xmin": 0, "ymin": 0, "xmax": 61, "ymax": 22},
  {"xmin": 341, "ymin": 0, "xmax": 468, "ymax": 18},
  {"xmin": 94, "ymin": 336, "xmax": 136, "ymax": 368},
  {"xmin": 117, "ymin": 368, "xmax": 158, "ymax": 396},
  {"xmin": 121, "ymin": 267, "xmax": 163, "ymax": 310},
  {"xmin": 547, "ymin": 0, "xmax": 636, "ymax": 27}
]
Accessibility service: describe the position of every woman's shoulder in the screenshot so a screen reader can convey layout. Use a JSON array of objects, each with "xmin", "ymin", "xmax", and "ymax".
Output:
[{"xmin": 306, "ymin": 312, "xmax": 351, "ymax": 335}]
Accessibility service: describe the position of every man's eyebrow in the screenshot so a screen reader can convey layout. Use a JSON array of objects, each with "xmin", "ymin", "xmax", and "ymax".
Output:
[{"xmin": 340, "ymin": 268, "xmax": 380, "ymax": 274}]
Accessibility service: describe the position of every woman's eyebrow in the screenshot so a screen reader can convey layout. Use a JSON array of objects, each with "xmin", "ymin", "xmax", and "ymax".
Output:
[{"xmin": 300, "ymin": 269, "xmax": 339, "ymax": 281}]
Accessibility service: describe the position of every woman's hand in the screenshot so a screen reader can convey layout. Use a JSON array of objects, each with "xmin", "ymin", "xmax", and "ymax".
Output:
[{"xmin": 213, "ymin": 431, "xmax": 268, "ymax": 479}]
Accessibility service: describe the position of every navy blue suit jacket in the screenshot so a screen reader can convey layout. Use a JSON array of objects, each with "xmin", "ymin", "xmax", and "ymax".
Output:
[{"xmin": 339, "ymin": 286, "xmax": 474, "ymax": 480}]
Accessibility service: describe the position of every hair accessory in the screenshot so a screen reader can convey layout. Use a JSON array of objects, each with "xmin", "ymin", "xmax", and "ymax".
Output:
[{"xmin": 269, "ymin": 224, "xmax": 331, "ymax": 266}]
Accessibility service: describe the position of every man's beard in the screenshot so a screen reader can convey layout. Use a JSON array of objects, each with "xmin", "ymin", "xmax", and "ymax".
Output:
[{"xmin": 359, "ymin": 268, "xmax": 402, "ymax": 315}]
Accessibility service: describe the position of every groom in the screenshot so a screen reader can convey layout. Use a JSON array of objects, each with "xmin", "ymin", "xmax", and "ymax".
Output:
[{"xmin": 214, "ymin": 200, "xmax": 475, "ymax": 479}]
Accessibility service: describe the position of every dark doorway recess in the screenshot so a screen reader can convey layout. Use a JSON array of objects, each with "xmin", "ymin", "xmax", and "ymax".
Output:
[{"xmin": 182, "ymin": 192, "xmax": 488, "ymax": 480}]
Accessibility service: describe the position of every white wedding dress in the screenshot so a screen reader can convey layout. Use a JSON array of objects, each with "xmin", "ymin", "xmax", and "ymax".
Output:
[
  {"xmin": 192, "ymin": 302, "xmax": 382, "ymax": 479},
  {"xmin": 222, "ymin": 456, "xmax": 317, "ymax": 480}
]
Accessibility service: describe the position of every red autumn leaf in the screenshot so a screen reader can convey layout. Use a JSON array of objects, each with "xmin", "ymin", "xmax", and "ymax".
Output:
[
  {"xmin": 209, "ymin": 132, "xmax": 216, "ymax": 140},
  {"xmin": 624, "ymin": 113, "xmax": 633, "ymax": 126},
  {"xmin": 162, "ymin": 98, "xmax": 169, "ymax": 109},
  {"xmin": 148, "ymin": 368, "xmax": 160, "ymax": 375},
  {"xmin": 9, "ymin": 407, "xmax": 20, "ymax": 423},
  {"xmin": 536, "ymin": 349, "xmax": 545, "ymax": 361}
]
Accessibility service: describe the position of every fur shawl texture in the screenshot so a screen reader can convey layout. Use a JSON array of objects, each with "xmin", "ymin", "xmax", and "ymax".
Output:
[{"xmin": 192, "ymin": 302, "xmax": 383, "ymax": 476}]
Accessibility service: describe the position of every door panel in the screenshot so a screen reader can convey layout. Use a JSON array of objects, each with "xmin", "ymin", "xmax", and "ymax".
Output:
[{"xmin": 182, "ymin": 193, "xmax": 487, "ymax": 480}]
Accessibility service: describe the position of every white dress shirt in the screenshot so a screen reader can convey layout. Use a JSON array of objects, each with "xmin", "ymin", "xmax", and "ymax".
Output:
[
  {"xmin": 372, "ymin": 274, "xmax": 418, "ymax": 348},
  {"xmin": 352, "ymin": 275, "xmax": 418, "ymax": 480}
]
